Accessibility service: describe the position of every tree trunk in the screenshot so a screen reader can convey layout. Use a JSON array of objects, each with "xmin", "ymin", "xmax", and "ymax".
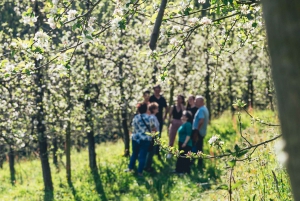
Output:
[
  {"xmin": 52, "ymin": 135, "xmax": 58, "ymax": 166},
  {"xmin": 35, "ymin": 66, "xmax": 53, "ymax": 191},
  {"xmin": 262, "ymin": 1, "xmax": 300, "ymax": 200},
  {"xmin": 247, "ymin": 60, "xmax": 254, "ymax": 108},
  {"xmin": 169, "ymin": 64, "xmax": 176, "ymax": 107},
  {"xmin": 34, "ymin": 0, "xmax": 53, "ymax": 191},
  {"xmin": 84, "ymin": 53, "xmax": 97, "ymax": 171},
  {"xmin": 152, "ymin": 62, "xmax": 158, "ymax": 84},
  {"xmin": 204, "ymin": 50, "xmax": 211, "ymax": 120},
  {"xmin": 66, "ymin": 70, "xmax": 71, "ymax": 182},
  {"xmin": 0, "ymin": 144, "xmax": 4, "ymax": 169},
  {"xmin": 182, "ymin": 44, "xmax": 189, "ymax": 91},
  {"xmin": 228, "ymin": 74, "xmax": 235, "ymax": 117},
  {"xmin": 76, "ymin": 137, "xmax": 81, "ymax": 152},
  {"xmin": 118, "ymin": 32, "xmax": 130, "ymax": 157},
  {"xmin": 9, "ymin": 146, "xmax": 15, "ymax": 185}
]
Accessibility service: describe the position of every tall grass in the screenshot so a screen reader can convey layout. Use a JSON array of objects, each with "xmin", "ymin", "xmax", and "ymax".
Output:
[{"xmin": 0, "ymin": 110, "xmax": 292, "ymax": 200}]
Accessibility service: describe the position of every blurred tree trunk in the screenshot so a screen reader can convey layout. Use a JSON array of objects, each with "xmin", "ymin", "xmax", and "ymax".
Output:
[
  {"xmin": 8, "ymin": 146, "xmax": 15, "ymax": 185},
  {"xmin": 246, "ymin": 56, "xmax": 256, "ymax": 108},
  {"xmin": 152, "ymin": 62, "xmax": 158, "ymax": 84},
  {"xmin": 34, "ymin": 0, "xmax": 53, "ymax": 191},
  {"xmin": 0, "ymin": 144, "xmax": 4, "ymax": 169},
  {"xmin": 52, "ymin": 134, "xmax": 58, "ymax": 167},
  {"xmin": 118, "ymin": 31, "xmax": 130, "ymax": 157},
  {"xmin": 66, "ymin": 68, "xmax": 72, "ymax": 181},
  {"xmin": 84, "ymin": 52, "xmax": 97, "ymax": 171},
  {"xmin": 204, "ymin": 49, "xmax": 211, "ymax": 120},
  {"xmin": 262, "ymin": 1, "xmax": 300, "ymax": 200},
  {"xmin": 169, "ymin": 64, "xmax": 176, "ymax": 107}
]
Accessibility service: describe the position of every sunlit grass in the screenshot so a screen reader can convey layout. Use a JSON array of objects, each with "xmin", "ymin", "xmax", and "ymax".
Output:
[{"xmin": 0, "ymin": 110, "xmax": 292, "ymax": 200}]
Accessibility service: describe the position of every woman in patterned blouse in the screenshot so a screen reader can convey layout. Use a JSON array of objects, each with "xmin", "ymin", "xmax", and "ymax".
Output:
[{"xmin": 126, "ymin": 103, "xmax": 155, "ymax": 176}]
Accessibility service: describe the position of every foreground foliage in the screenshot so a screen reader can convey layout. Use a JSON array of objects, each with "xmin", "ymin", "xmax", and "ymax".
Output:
[{"xmin": 0, "ymin": 110, "xmax": 292, "ymax": 200}]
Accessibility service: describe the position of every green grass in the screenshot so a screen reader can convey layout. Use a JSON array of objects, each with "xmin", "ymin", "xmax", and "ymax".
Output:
[{"xmin": 0, "ymin": 110, "xmax": 292, "ymax": 201}]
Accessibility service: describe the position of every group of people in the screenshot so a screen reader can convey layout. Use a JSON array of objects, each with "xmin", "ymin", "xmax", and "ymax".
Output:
[{"xmin": 126, "ymin": 85, "xmax": 209, "ymax": 176}]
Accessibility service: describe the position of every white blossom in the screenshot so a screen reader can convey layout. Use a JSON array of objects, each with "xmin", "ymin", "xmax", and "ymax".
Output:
[
  {"xmin": 34, "ymin": 53, "xmax": 43, "ymax": 60},
  {"xmin": 111, "ymin": 17, "xmax": 122, "ymax": 30},
  {"xmin": 113, "ymin": 8, "xmax": 124, "ymax": 16},
  {"xmin": 52, "ymin": 0, "xmax": 59, "ymax": 5},
  {"xmin": 200, "ymin": 17, "xmax": 212, "ymax": 25},
  {"xmin": 198, "ymin": 0, "xmax": 205, "ymax": 4},
  {"xmin": 4, "ymin": 62, "xmax": 15, "ymax": 74},
  {"xmin": 50, "ymin": 6, "xmax": 58, "ymax": 14},
  {"xmin": 171, "ymin": 25, "xmax": 181, "ymax": 33},
  {"xmin": 208, "ymin": 135, "xmax": 219, "ymax": 145},
  {"xmin": 48, "ymin": 17, "xmax": 56, "ymax": 29},
  {"xmin": 241, "ymin": 5, "xmax": 250, "ymax": 15},
  {"xmin": 170, "ymin": 38, "xmax": 179, "ymax": 46},
  {"xmin": 67, "ymin": 10, "xmax": 77, "ymax": 22},
  {"xmin": 22, "ymin": 15, "xmax": 38, "ymax": 25},
  {"xmin": 82, "ymin": 33, "xmax": 93, "ymax": 44},
  {"xmin": 34, "ymin": 31, "xmax": 50, "ymax": 48},
  {"xmin": 88, "ymin": 17, "xmax": 96, "ymax": 27},
  {"xmin": 188, "ymin": 17, "xmax": 199, "ymax": 26}
]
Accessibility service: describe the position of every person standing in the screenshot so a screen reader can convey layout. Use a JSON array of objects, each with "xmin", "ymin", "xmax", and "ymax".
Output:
[
  {"xmin": 174, "ymin": 110, "xmax": 193, "ymax": 174},
  {"xmin": 142, "ymin": 90, "xmax": 151, "ymax": 105},
  {"xmin": 187, "ymin": 95, "xmax": 199, "ymax": 154},
  {"xmin": 149, "ymin": 85, "xmax": 168, "ymax": 156},
  {"xmin": 126, "ymin": 103, "xmax": 155, "ymax": 176},
  {"xmin": 192, "ymin": 96, "xmax": 209, "ymax": 169},
  {"xmin": 186, "ymin": 95, "xmax": 198, "ymax": 124},
  {"xmin": 167, "ymin": 95, "xmax": 185, "ymax": 158},
  {"xmin": 144, "ymin": 102, "xmax": 160, "ymax": 172}
]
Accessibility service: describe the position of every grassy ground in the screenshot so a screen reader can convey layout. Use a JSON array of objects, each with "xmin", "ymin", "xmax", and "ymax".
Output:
[{"xmin": 0, "ymin": 110, "xmax": 292, "ymax": 201}]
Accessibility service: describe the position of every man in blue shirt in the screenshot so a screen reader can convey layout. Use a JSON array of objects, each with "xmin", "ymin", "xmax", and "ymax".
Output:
[{"xmin": 192, "ymin": 95, "xmax": 209, "ymax": 169}]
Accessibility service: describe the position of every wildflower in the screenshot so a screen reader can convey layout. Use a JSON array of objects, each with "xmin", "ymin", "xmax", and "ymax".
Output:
[{"xmin": 198, "ymin": 0, "xmax": 205, "ymax": 3}]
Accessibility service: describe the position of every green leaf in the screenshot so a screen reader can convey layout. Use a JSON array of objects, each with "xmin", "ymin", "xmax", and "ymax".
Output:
[
  {"xmin": 216, "ymin": 184, "xmax": 228, "ymax": 190},
  {"xmin": 232, "ymin": 180, "xmax": 245, "ymax": 190},
  {"xmin": 183, "ymin": 7, "xmax": 192, "ymax": 16},
  {"xmin": 225, "ymin": 149, "xmax": 232, "ymax": 154},
  {"xmin": 11, "ymin": 50, "xmax": 16, "ymax": 57},
  {"xmin": 119, "ymin": 19, "xmax": 126, "ymax": 30},
  {"xmin": 234, "ymin": 144, "xmax": 241, "ymax": 152},
  {"xmin": 32, "ymin": 46, "xmax": 44, "ymax": 53},
  {"xmin": 228, "ymin": 159, "xmax": 236, "ymax": 167},
  {"xmin": 236, "ymin": 149, "xmax": 249, "ymax": 158}
]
